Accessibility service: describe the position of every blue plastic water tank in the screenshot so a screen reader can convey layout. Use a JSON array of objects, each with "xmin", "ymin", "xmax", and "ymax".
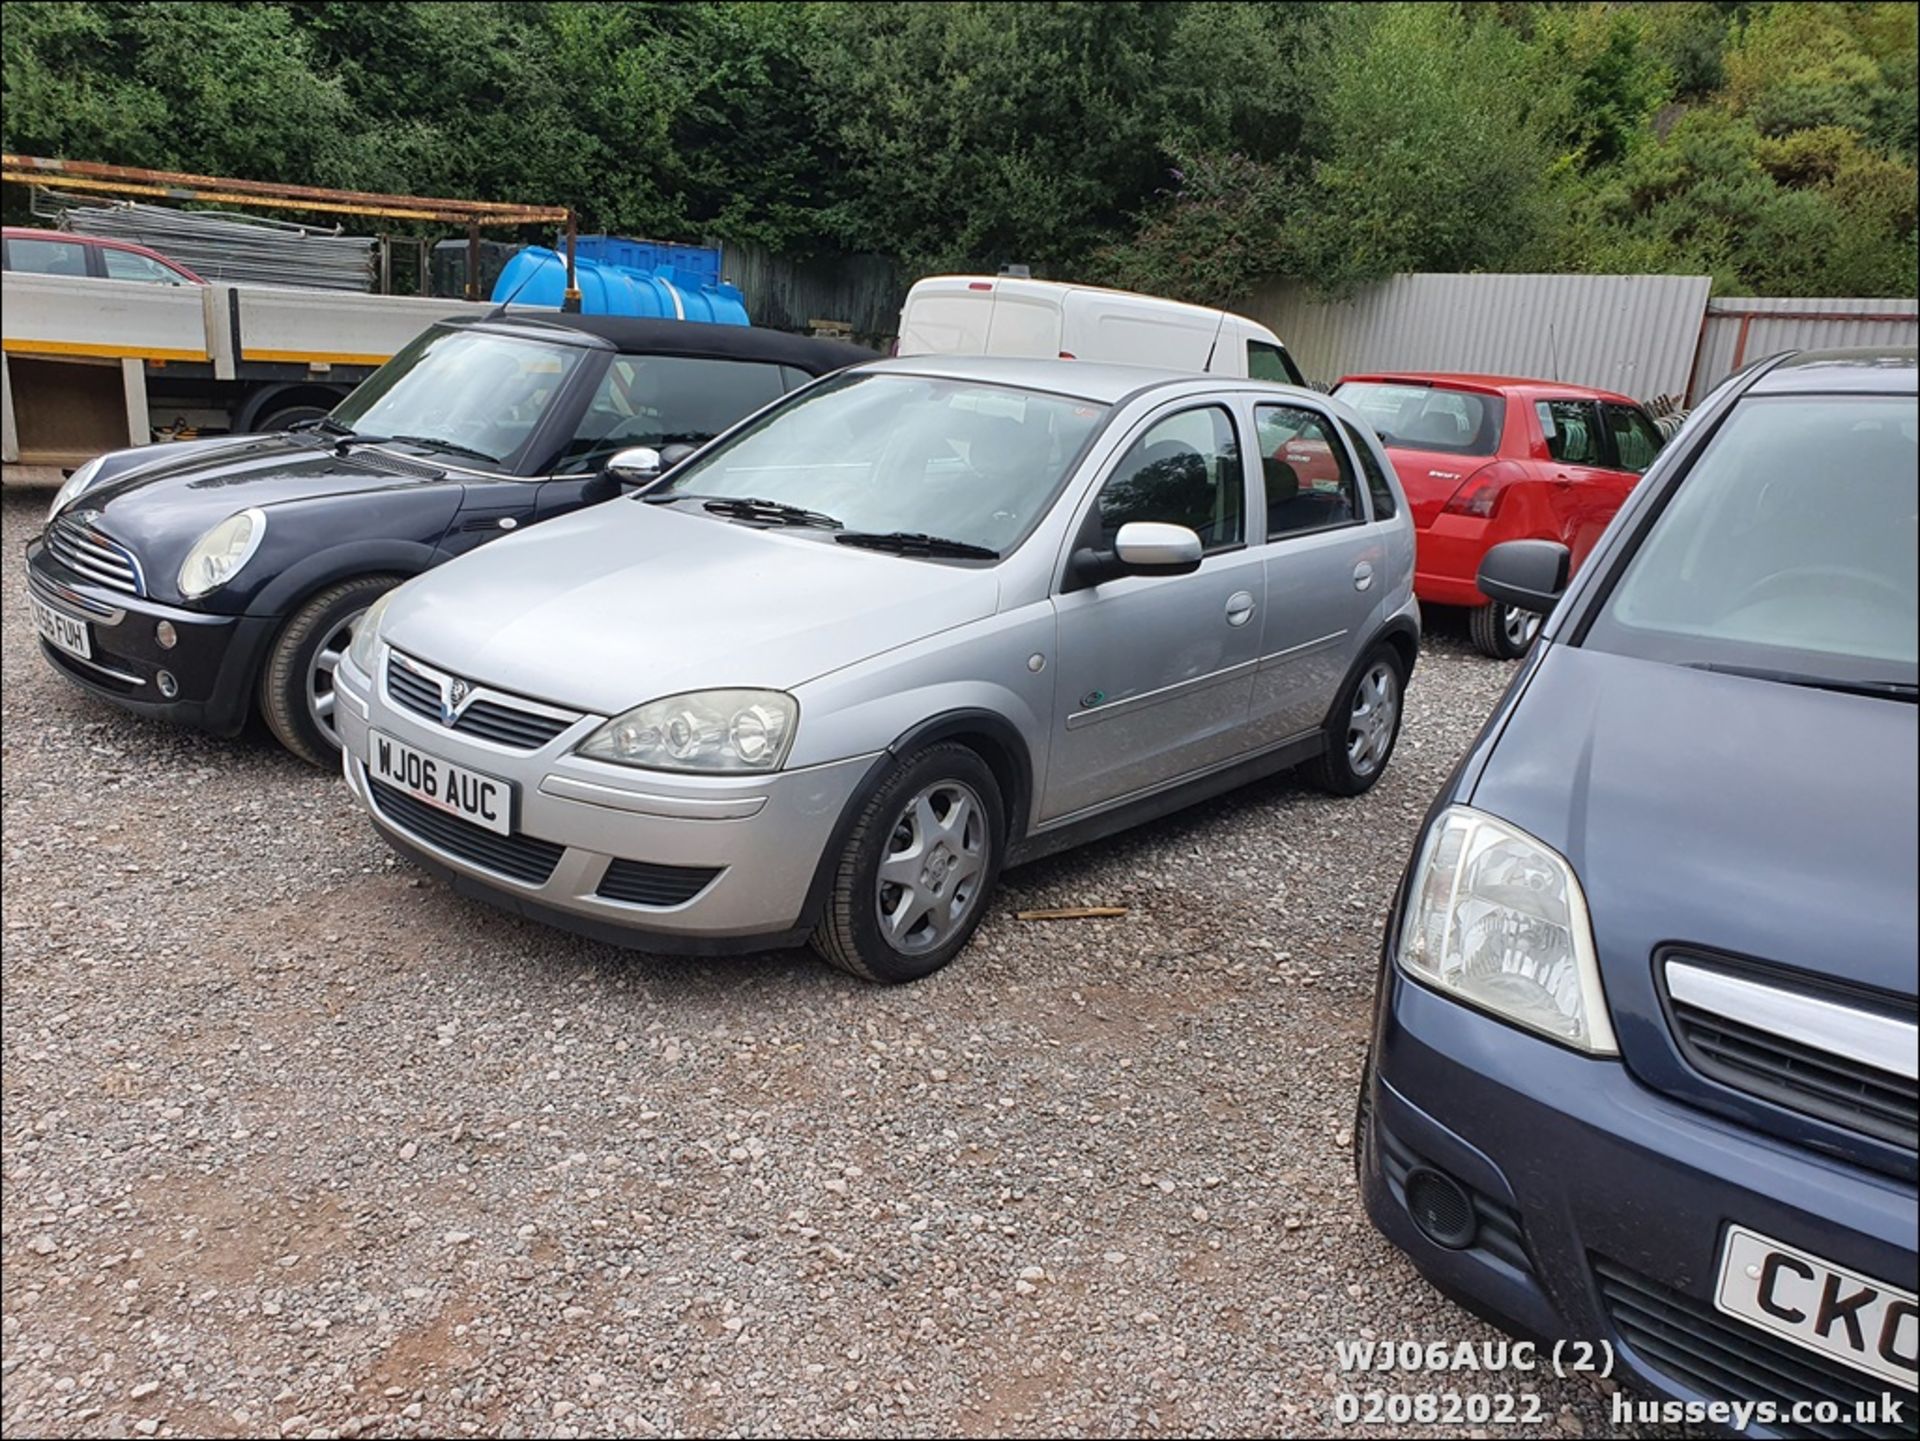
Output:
[{"xmin": 490, "ymin": 245, "xmax": 748, "ymax": 326}]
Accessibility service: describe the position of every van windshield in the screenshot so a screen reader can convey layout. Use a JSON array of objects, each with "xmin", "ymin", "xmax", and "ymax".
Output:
[
  {"xmin": 1584, "ymin": 393, "xmax": 1917, "ymax": 696},
  {"xmin": 651, "ymin": 373, "xmax": 1109, "ymax": 555}
]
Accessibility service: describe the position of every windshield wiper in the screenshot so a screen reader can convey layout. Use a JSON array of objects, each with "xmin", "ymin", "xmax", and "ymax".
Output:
[
  {"xmin": 287, "ymin": 416, "xmax": 390, "ymax": 449},
  {"xmin": 390, "ymin": 435, "xmax": 497, "ymax": 465},
  {"xmin": 1684, "ymin": 662, "xmax": 1918, "ymax": 701},
  {"xmin": 835, "ymin": 531, "xmax": 999, "ymax": 560},
  {"xmin": 695, "ymin": 497, "xmax": 844, "ymax": 530}
]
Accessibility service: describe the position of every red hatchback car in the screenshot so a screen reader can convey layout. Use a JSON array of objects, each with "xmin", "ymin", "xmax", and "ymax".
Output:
[
  {"xmin": 1333, "ymin": 372, "xmax": 1664, "ymax": 656},
  {"xmin": 2, "ymin": 226, "xmax": 205, "ymax": 286}
]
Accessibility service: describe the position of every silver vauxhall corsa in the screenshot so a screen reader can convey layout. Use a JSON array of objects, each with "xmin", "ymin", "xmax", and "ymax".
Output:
[{"xmin": 333, "ymin": 357, "xmax": 1420, "ymax": 981}]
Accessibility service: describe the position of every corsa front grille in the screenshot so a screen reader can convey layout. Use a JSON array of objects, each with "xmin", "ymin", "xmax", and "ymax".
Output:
[
  {"xmin": 596, "ymin": 858, "xmax": 722, "ymax": 907},
  {"xmin": 44, "ymin": 513, "xmax": 143, "ymax": 596},
  {"xmin": 1594, "ymin": 1256, "xmax": 1915, "ymax": 1441},
  {"xmin": 369, "ymin": 780, "xmax": 563, "ymax": 885},
  {"xmin": 385, "ymin": 652, "xmax": 576, "ymax": 750}
]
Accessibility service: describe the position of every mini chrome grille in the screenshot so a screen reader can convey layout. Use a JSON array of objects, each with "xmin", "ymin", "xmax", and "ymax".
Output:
[
  {"xmin": 385, "ymin": 651, "xmax": 579, "ymax": 750},
  {"xmin": 44, "ymin": 512, "xmax": 143, "ymax": 596}
]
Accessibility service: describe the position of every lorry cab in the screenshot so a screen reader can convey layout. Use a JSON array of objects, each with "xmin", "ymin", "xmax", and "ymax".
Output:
[{"xmin": 896, "ymin": 276, "xmax": 1306, "ymax": 386}]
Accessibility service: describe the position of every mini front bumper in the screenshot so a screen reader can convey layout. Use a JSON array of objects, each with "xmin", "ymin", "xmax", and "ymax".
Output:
[
  {"xmin": 1361, "ymin": 967, "xmax": 1918, "ymax": 1434},
  {"xmin": 335, "ymin": 649, "xmax": 882, "ymax": 953},
  {"xmin": 26, "ymin": 544, "xmax": 273, "ymax": 736}
]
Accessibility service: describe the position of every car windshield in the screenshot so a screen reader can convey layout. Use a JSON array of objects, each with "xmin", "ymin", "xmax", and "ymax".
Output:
[
  {"xmin": 1335, "ymin": 381, "xmax": 1504, "ymax": 456},
  {"xmin": 650, "ymin": 372, "xmax": 1109, "ymax": 555},
  {"xmin": 1584, "ymin": 393, "xmax": 1918, "ymax": 694},
  {"xmin": 328, "ymin": 326, "xmax": 586, "ymax": 467}
]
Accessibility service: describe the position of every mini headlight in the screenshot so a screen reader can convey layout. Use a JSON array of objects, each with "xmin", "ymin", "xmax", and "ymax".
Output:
[
  {"xmin": 1396, "ymin": 806, "xmax": 1617, "ymax": 1054},
  {"xmin": 577, "ymin": 689, "xmax": 797, "ymax": 774},
  {"xmin": 177, "ymin": 508, "xmax": 266, "ymax": 600},
  {"xmin": 48, "ymin": 457, "xmax": 107, "ymax": 521},
  {"xmin": 346, "ymin": 588, "xmax": 396, "ymax": 675}
]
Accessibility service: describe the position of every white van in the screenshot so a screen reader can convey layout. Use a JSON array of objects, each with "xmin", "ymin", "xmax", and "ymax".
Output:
[{"xmin": 896, "ymin": 275, "xmax": 1307, "ymax": 385}]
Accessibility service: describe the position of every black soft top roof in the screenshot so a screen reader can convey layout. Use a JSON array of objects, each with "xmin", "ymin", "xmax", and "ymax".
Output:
[{"xmin": 447, "ymin": 309, "xmax": 875, "ymax": 375}]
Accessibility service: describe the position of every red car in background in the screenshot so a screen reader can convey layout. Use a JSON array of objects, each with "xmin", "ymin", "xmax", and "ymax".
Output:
[
  {"xmin": 1333, "ymin": 372, "xmax": 1664, "ymax": 656},
  {"xmin": 2, "ymin": 226, "xmax": 205, "ymax": 285}
]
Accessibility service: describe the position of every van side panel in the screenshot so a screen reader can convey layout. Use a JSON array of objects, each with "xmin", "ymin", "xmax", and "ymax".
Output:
[{"xmin": 1063, "ymin": 289, "xmax": 1220, "ymax": 371}]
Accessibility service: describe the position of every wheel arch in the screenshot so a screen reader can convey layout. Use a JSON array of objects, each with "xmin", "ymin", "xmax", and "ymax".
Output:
[{"xmin": 886, "ymin": 708, "xmax": 1036, "ymax": 846}]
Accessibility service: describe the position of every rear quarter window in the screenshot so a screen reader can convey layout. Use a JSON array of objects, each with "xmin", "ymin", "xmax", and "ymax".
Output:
[{"xmin": 1334, "ymin": 382, "xmax": 1504, "ymax": 457}]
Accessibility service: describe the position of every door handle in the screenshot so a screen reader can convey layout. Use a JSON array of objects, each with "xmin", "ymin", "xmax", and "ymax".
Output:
[
  {"xmin": 1352, "ymin": 561, "xmax": 1374, "ymax": 592},
  {"xmin": 1225, "ymin": 590, "xmax": 1256, "ymax": 627},
  {"xmin": 1554, "ymin": 472, "xmax": 1575, "ymax": 487}
]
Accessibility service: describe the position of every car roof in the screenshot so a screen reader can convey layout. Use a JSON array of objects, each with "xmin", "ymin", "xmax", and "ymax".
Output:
[
  {"xmin": 446, "ymin": 310, "xmax": 876, "ymax": 375},
  {"xmin": 858, "ymin": 353, "xmax": 1315, "ymax": 405},
  {"xmin": 1338, "ymin": 370, "xmax": 1639, "ymax": 405},
  {"xmin": 1747, "ymin": 347, "xmax": 1917, "ymax": 396}
]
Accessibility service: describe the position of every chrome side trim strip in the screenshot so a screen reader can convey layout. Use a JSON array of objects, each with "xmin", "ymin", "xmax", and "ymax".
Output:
[
  {"xmin": 1064, "ymin": 658, "xmax": 1258, "ymax": 731},
  {"xmin": 1666, "ymin": 961, "xmax": 1917, "ymax": 1081}
]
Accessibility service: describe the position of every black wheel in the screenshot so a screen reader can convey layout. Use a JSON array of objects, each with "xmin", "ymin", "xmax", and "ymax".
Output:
[
  {"xmin": 254, "ymin": 402, "xmax": 334, "ymax": 434},
  {"xmin": 1308, "ymin": 646, "xmax": 1405, "ymax": 796},
  {"xmin": 810, "ymin": 743, "xmax": 1005, "ymax": 983},
  {"xmin": 259, "ymin": 575, "xmax": 400, "ymax": 766},
  {"xmin": 1468, "ymin": 599, "xmax": 1540, "ymax": 660}
]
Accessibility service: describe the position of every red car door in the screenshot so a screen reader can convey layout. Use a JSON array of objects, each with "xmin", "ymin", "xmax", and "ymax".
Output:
[{"xmin": 1531, "ymin": 396, "xmax": 1616, "ymax": 570}]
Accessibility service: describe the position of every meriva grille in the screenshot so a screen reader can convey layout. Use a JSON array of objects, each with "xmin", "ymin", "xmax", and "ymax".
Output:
[
  {"xmin": 385, "ymin": 651, "xmax": 578, "ymax": 750},
  {"xmin": 1663, "ymin": 956, "xmax": 1918, "ymax": 1153},
  {"xmin": 44, "ymin": 513, "xmax": 143, "ymax": 596},
  {"xmin": 1594, "ymin": 1256, "xmax": 1915, "ymax": 1441}
]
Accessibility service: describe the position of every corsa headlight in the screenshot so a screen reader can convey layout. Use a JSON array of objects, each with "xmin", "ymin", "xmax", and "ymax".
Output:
[
  {"xmin": 48, "ymin": 457, "xmax": 107, "ymax": 521},
  {"xmin": 578, "ymin": 689, "xmax": 797, "ymax": 774},
  {"xmin": 177, "ymin": 508, "xmax": 267, "ymax": 599},
  {"xmin": 1397, "ymin": 806, "xmax": 1617, "ymax": 1054},
  {"xmin": 346, "ymin": 588, "xmax": 397, "ymax": 675}
]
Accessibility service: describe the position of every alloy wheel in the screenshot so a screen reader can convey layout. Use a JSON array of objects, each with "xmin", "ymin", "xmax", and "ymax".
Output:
[
  {"xmin": 305, "ymin": 606, "xmax": 367, "ymax": 746},
  {"xmin": 1346, "ymin": 661, "xmax": 1400, "ymax": 778},
  {"xmin": 1503, "ymin": 604, "xmax": 1542, "ymax": 652},
  {"xmin": 874, "ymin": 780, "xmax": 990, "ymax": 955}
]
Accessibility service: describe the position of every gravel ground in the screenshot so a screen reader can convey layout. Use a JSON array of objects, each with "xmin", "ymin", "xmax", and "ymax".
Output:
[{"xmin": 1, "ymin": 483, "xmax": 1638, "ymax": 1440}]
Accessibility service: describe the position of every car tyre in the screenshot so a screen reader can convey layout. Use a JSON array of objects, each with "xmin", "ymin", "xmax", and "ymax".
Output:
[
  {"xmin": 259, "ymin": 574, "xmax": 400, "ymax": 767},
  {"xmin": 810, "ymin": 743, "xmax": 1006, "ymax": 984},
  {"xmin": 1309, "ymin": 646, "xmax": 1405, "ymax": 796},
  {"xmin": 1468, "ymin": 599, "xmax": 1540, "ymax": 660}
]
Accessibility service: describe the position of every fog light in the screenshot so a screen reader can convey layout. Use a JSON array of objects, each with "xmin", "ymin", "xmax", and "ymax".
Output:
[
  {"xmin": 155, "ymin": 620, "xmax": 178, "ymax": 650},
  {"xmin": 1404, "ymin": 1167, "xmax": 1477, "ymax": 1250},
  {"xmin": 156, "ymin": 670, "xmax": 179, "ymax": 699}
]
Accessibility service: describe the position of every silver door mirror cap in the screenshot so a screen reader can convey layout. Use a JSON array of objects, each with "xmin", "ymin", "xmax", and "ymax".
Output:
[
  {"xmin": 605, "ymin": 446, "xmax": 664, "ymax": 487},
  {"xmin": 1114, "ymin": 521, "xmax": 1204, "ymax": 572}
]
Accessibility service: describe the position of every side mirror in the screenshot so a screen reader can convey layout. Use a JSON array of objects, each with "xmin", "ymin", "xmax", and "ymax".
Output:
[
  {"xmin": 1478, "ymin": 539, "xmax": 1570, "ymax": 614},
  {"xmin": 1071, "ymin": 521, "xmax": 1204, "ymax": 586},
  {"xmin": 605, "ymin": 446, "xmax": 663, "ymax": 489}
]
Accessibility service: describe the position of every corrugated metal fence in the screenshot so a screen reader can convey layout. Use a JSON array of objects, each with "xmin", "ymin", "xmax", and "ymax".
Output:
[
  {"xmin": 1689, "ymin": 296, "xmax": 1919, "ymax": 400},
  {"xmin": 1243, "ymin": 272, "xmax": 1713, "ymax": 401}
]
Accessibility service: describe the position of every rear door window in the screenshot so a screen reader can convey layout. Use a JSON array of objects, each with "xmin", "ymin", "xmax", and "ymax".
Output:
[
  {"xmin": 1537, "ymin": 400, "xmax": 1604, "ymax": 465},
  {"xmin": 556, "ymin": 355, "xmax": 789, "ymax": 472},
  {"xmin": 1334, "ymin": 382, "xmax": 1504, "ymax": 456},
  {"xmin": 1603, "ymin": 402, "xmax": 1663, "ymax": 474},
  {"xmin": 101, "ymin": 248, "xmax": 187, "ymax": 284},
  {"xmin": 1256, "ymin": 405, "xmax": 1361, "ymax": 537},
  {"xmin": 6, "ymin": 236, "xmax": 90, "ymax": 277}
]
